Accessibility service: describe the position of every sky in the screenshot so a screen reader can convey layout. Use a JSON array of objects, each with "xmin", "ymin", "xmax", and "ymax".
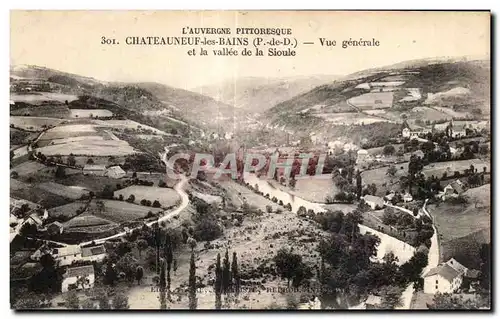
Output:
[{"xmin": 10, "ymin": 11, "xmax": 490, "ymax": 89}]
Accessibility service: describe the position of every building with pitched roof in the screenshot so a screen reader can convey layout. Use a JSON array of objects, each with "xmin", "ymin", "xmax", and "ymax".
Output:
[
  {"xmin": 81, "ymin": 245, "xmax": 107, "ymax": 263},
  {"xmin": 362, "ymin": 195, "xmax": 386, "ymax": 210},
  {"xmin": 424, "ymin": 258, "xmax": 468, "ymax": 294},
  {"xmin": 61, "ymin": 265, "xmax": 95, "ymax": 292}
]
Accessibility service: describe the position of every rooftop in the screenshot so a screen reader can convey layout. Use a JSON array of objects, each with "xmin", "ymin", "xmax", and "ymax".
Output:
[
  {"xmin": 424, "ymin": 263, "xmax": 461, "ymax": 282},
  {"xmin": 81, "ymin": 245, "xmax": 106, "ymax": 257},
  {"xmin": 65, "ymin": 265, "xmax": 94, "ymax": 278},
  {"xmin": 83, "ymin": 164, "xmax": 106, "ymax": 171}
]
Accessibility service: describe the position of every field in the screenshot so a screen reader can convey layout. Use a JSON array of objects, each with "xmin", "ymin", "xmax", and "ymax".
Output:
[
  {"xmin": 10, "ymin": 92, "xmax": 79, "ymax": 104},
  {"xmin": 11, "ymin": 182, "xmax": 72, "ymax": 208},
  {"xmin": 12, "ymin": 145, "xmax": 29, "ymax": 160},
  {"xmin": 408, "ymin": 107, "xmax": 453, "ymax": 121},
  {"xmin": 314, "ymin": 112, "xmax": 391, "ymax": 125},
  {"xmin": 10, "ymin": 105, "xmax": 70, "ymax": 118},
  {"xmin": 91, "ymin": 119, "xmax": 168, "ymax": 135},
  {"xmin": 39, "ymin": 124, "xmax": 98, "ymax": 140},
  {"xmin": 347, "ymin": 92, "xmax": 394, "ymax": 109},
  {"xmin": 48, "ymin": 201, "xmax": 89, "ymax": 218},
  {"xmin": 270, "ymin": 175, "xmax": 340, "ymax": 203},
  {"xmin": 113, "ymin": 186, "xmax": 180, "ymax": 208},
  {"xmin": 10, "ymin": 116, "xmax": 64, "ymax": 131},
  {"xmin": 217, "ymin": 180, "xmax": 281, "ymax": 211},
  {"xmin": 422, "ymin": 159, "xmax": 490, "ymax": 177},
  {"xmin": 427, "ymin": 184, "xmax": 491, "ymax": 268},
  {"xmin": 11, "ymin": 161, "xmax": 47, "ymax": 177},
  {"xmin": 63, "ymin": 215, "xmax": 114, "ymax": 229},
  {"xmin": 86, "ymin": 199, "xmax": 163, "ymax": 223},
  {"xmin": 37, "ymin": 139, "xmax": 136, "ymax": 156},
  {"xmin": 69, "ymin": 109, "xmax": 113, "ymax": 118},
  {"xmin": 361, "ymin": 162, "xmax": 409, "ymax": 196},
  {"xmin": 37, "ymin": 182, "xmax": 90, "ymax": 200},
  {"xmin": 57, "ymin": 175, "xmax": 124, "ymax": 193}
]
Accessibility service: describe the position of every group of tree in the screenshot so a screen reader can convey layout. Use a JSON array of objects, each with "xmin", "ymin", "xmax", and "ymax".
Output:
[
  {"xmin": 214, "ymin": 250, "xmax": 240, "ymax": 309},
  {"xmin": 274, "ymin": 247, "xmax": 313, "ymax": 288}
]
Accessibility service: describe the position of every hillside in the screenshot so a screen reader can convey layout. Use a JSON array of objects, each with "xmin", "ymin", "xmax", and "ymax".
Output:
[
  {"xmin": 261, "ymin": 58, "xmax": 490, "ymax": 145},
  {"xmin": 10, "ymin": 65, "xmax": 237, "ymax": 130},
  {"xmin": 192, "ymin": 75, "xmax": 338, "ymax": 114}
]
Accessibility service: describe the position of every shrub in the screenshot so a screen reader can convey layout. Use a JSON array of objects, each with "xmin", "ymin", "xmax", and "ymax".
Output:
[{"xmin": 266, "ymin": 205, "xmax": 273, "ymax": 214}]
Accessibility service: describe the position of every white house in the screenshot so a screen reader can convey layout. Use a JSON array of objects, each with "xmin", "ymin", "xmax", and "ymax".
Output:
[
  {"xmin": 424, "ymin": 258, "xmax": 468, "ymax": 294},
  {"xmin": 52, "ymin": 245, "xmax": 83, "ymax": 266},
  {"xmin": 61, "ymin": 265, "xmax": 95, "ymax": 293},
  {"xmin": 403, "ymin": 193, "xmax": 413, "ymax": 203},
  {"xmin": 81, "ymin": 245, "xmax": 107, "ymax": 263},
  {"xmin": 356, "ymin": 149, "xmax": 370, "ymax": 165},
  {"xmin": 83, "ymin": 164, "xmax": 106, "ymax": 176},
  {"xmin": 362, "ymin": 195, "xmax": 386, "ymax": 210},
  {"xmin": 105, "ymin": 166, "xmax": 126, "ymax": 179}
]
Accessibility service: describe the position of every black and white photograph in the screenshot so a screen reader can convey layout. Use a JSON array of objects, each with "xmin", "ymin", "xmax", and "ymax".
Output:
[{"xmin": 9, "ymin": 10, "xmax": 492, "ymax": 310}]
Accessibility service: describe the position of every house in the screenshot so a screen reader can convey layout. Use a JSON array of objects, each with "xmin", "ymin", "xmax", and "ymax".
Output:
[
  {"xmin": 438, "ymin": 179, "xmax": 465, "ymax": 201},
  {"xmin": 83, "ymin": 164, "xmax": 106, "ymax": 176},
  {"xmin": 50, "ymin": 245, "xmax": 82, "ymax": 266},
  {"xmin": 384, "ymin": 192, "xmax": 396, "ymax": 202},
  {"xmin": 412, "ymin": 150, "xmax": 425, "ymax": 159},
  {"xmin": 61, "ymin": 265, "xmax": 95, "ymax": 293},
  {"xmin": 362, "ymin": 195, "xmax": 386, "ymax": 210},
  {"xmin": 46, "ymin": 221, "xmax": 64, "ymax": 235},
  {"xmin": 424, "ymin": 258, "xmax": 468, "ymax": 294},
  {"xmin": 81, "ymin": 245, "xmax": 107, "ymax": 263},
  {"xmin": 105, "ymin": 166, "xmax": 126, "ymax": 179},
  {"xmin": 403, "ymin": 193, "xmax": 413, "ymax": 203},
  {"xmin": 356, "ymin": 149, "xmax": 370, "ymax": 165}
]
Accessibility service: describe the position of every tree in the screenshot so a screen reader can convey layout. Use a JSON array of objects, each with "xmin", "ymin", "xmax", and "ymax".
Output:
[
  {"xmin": 116, "ymin": 253, "xmax": 139, "ymax": 283},
  {"xmin": 67, "ymin": 155, "xmax": 76, "ymax": 167},
  {"xmin": 55, "ymin": 166, "xmax": 66, "ymax": 179},
  {"xmin": 222, "ymin": 249, "xmax": 231, "ymax": 294},
  {"xmin": 159, "ymin": 261, "xmax": 167, "ymax": 309},
  {"xmin": 427, "ymin": 293, "xmax": 482, "ymax": 309},
  {"xmin": 112, "ymin": 294, "xmax": 129, "ymax": 309},
  {"xmin": 64, "ymin": 291, "xmax": 80, "ymax": 309},
  {"xmin": 86, "ymin": 158, "xmax": 94, "ymax": 165},
  {"xmin": 135, "ymin": 266, "xmax": 144, "ymax": 285},
  {"xmin": 231, "ymin": 252, "xmax": 240, "ymax": 296},
  {"xmin": 126, "ymin": 194, "xmax": 135, "ymax": 203},
  {"xmin": 383, "ymin": 145, "xmax": 396, "ymax": 156},
  {"xmin": 187, "ymin": 237, "xmax": 197, "ymax": 251},
  {"xmin": 378, "ymin": 286, "xmax": 403, "ymax": 309},
  {"xmin": 386, "ymin": 165, "xmax": 397, "ymax": 177},
  {"xmin": 355, "ymin": 170, "xmax": 362, "ymax": 200},
  {"xmin": 274, "ymin": 248, "xmax": 303, "ymax": 287},
  {"xmin": 188, "ymin": 251, "xmax": 197, "ymax": 309},
  {"xmin": 19, "ymin": 222, "xmax": 38, "ymax": 237},
  {"xmin": 80, "ymin": 299, "xmax": 96, "ymax": 309},
  {"xmin": 104, "ymin": 259, "xmax": 118, "ymax": 286},
  {"xmin": 165, "ymin": 236, "xmax": 174, "ymax": 290},
  {"xmin": 136, "ymin": 239, "xmax": 148, "ymax": 257},
  {"xmin": 214, "ymin": 253, "xmax": 222, "ymax": 309},
  {"xmin": 152, "ymin": 200, "xmax": 161, "ymax": 208},
  {"xmin": 101, "ymin": 185, "xmax": 114, "ymax": 199}
]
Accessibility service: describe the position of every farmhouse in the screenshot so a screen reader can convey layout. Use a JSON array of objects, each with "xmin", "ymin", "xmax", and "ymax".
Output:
[
  {"xmin": 81, "ymin": 245, "xmax": 107, "ymax": 262},
  {"xmin": 52, "ymin": 245, "xmax": 83, "ymax": 266},
  {"xmin": 362, "ymin": 195, "xmax": 386, "ymax": 210},
  {"xmin": 27, "ymin": 213, "xmax": 44, "ymax": 229},
  {"xmin": 83, "ymin": 164, "xmax": 106, "ymax": 176},
  {"xmin": 105, "ymin": 165, "xmax": 126, "ymax": 179},
  {"xmin": 438, "ymin": 179, "xmax": 466, "ymax": 201},
  {"xmin": 424, "ymin": 258, "xmax": 468, "ymax": 294},
  {"xmin": 61, "ymin": 265, "xmax": 95, "ymax": 293},
  {"xmin": 403, "ymin": 193, "xmax": 413, "ymax": 203},
  {"xmin": 356, "ymin": 149, "xmax": 369, "ymax": 165}
]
